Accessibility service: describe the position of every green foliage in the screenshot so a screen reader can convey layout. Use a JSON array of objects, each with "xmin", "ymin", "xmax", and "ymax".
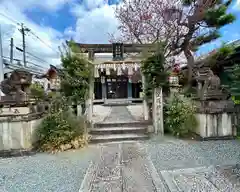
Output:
[
  {"xmin": 232, "ymin": 96, "xmax": 240, "ymax": 104},
  {"xmin": 32, "ymin": 42, "xmax": 93, "ymax": 153},
  {"xmin": 225, "ymin": 63, "xmax": 240, "ymax": 98},
  {"xmin": 141, "ymin": 43, "xmax": 169, "ymax": 99},
  {"xmin": 208, "ymin": 43, "xmax": 235, "ymax": 68},
  {"xmin": 47, "ymin": 91, "xmax": 60, "ymax": 100},
  {"xmin": 33, "ymin": 110, "xmax": 89, "ymax": 152},
  {"xmin": 188, "ymin": 1, "xmax": 235, "ymax": 50},
  {"xmin": 30, "ymin": 82, "xmax": 45, "ymax": 100},
  {"xmin": 61, "ymin": 42, "xmax": 91, "ymax": 105},
  {"xmin": 33, "ymin": 96, "xmax": 89, "ymax": 152},
  {"xmin": 204, "ymin": 4, "xmax": 235, "ymax": 28},
  {"xmin": 179, "ymin": 0, "xmax": 235, "ymax": 86},
  {"xmin": 164, "ymin": 94, "xmax": 198, "ymax": 137}
]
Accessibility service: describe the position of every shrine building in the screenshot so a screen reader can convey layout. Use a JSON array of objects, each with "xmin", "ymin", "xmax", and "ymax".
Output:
[{"xmin": 73, "ymin": 43, "xmax": 155, "ymax": 103}]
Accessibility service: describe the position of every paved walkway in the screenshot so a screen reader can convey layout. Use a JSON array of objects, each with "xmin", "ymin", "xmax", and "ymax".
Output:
[
  {"xmin": 79, "ymin": 142, "xmax": 167, "ymax": 192},
  {"xmin": 103, "ymin": 106, "xmax": 135, "ymax": 123}
]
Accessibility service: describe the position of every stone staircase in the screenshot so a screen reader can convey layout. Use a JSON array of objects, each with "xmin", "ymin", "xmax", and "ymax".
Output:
[
  {"xmin": 90, "ymin": 105, "xmax": 152, "ymax": 143},
  {"xmin": 90, "ymin": 121, "xmax": 151, "ymax": 143}
]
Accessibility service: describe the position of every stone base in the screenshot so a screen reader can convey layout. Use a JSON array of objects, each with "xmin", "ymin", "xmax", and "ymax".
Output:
[
  {"xmin": 0, "ymin": 117, "xmax": 43, "ymax": 150},
  {"xmin": 195, "ymin": 113, "xmax": 236, "ymax": 138}
]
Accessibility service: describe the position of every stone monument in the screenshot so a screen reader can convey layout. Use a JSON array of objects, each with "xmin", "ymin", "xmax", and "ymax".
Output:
[
  {"xmin": 1, "ymin": 69, "xmax": 32, "ymax": 103},
  {"xmin": 194, "ymin": 67, "xmax": 235, "ymax": 139}
]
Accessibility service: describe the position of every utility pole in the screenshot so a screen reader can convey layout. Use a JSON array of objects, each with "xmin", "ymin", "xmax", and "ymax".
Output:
[
  {"xmin": 10, "ymin": 38, "xmax": 13, "ymax": 63},
  {"xmin": 19, "ymin": 23, "xmax": 30, "ymax": 67},
  {"xmin": 0, "ymin": 25, "xmax": 5, "ymax": 97}
]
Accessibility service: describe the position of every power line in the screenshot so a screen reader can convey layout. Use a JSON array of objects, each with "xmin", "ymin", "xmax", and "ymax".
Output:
[
  {"xmin": 28, "ymin": 30, "xmax": 60, "ymax": 55},
  {"xmin": 15, "ymin": 46, "xmax": 52, "ymax": 66},
  {"xmin": 3, "ymin": 56, "xmax": 47, "ymax": 71},
  {"xmin": 3, "ymin": 56, "xmax": 21, "ymax": 62},
  {"xmin": 26, "ymin": 60, "xmax": 48, "ymax": 70},
  {"xmin": 0, "ymin": 12, "xmax": 20, "ymax": 26},
  {"xmin": 26, "ymin": 52, "xmax": 52, "ymax": 65}
]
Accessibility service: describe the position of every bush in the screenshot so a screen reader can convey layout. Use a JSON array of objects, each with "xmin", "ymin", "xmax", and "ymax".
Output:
[
  {"xmin": 164, "ymin": 94, "xmax": 198, "ymax": 137},
  {"xmin": 33, "ymin": 110, "xmax": 90, "ymax": 152},
  {"xmin": 30, "ymin": 82, "xmax": 45, "ymax": 100}
]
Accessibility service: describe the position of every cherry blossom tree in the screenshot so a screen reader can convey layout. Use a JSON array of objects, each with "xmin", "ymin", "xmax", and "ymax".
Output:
[{"xmin": 114, "ymin": 0, "xmax": 235, "ymax": 87}]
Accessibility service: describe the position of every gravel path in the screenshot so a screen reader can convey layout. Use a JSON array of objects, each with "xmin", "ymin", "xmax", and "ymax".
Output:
[
  {"xmin": 143, "ymin": 136, "xmax": 240, "ymax": 191},
  {"xmin": 0, "ymin": 145, "xmax": 98, "ymax": 192},
  {"xmin": 144, "ymin": 137, "xmax": 240, "ymax": 171}
]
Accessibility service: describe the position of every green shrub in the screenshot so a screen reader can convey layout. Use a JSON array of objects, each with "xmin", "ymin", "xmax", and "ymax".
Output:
[
  {"xmin": 33, "ymin": 110, "xmax": 90, "ymax": 152},
  {"xmin": 30, "ymin": 82, "xmax": 45, "ymax": 100},
  {"xmin": 164, "ymin": 94, "xmax": 198, "ymax": 137}
]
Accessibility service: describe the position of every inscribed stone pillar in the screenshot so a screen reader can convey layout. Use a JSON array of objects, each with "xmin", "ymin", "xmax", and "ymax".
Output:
[
  {"xmin": 141, "ymin": 75, "xmax": 149, "ymax": 121},
  {"xmin": 152, "ymin": 87, "xmax": 164, "ymax": 135}
]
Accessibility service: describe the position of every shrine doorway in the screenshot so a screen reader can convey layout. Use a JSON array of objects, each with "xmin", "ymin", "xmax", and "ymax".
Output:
[
  {"xmin": 106, "ymin": 75, "xmax": 128, "ymax": 99},
  {"xmin": 94, "ymin": 78, "xmax": 102, "ymax": 99},
  {"xmin": 132, "ymin": 82, "xmax": 142, "ymax": 98}
]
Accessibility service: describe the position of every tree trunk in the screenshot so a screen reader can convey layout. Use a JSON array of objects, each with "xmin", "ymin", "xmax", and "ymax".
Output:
[{"xmin": 184, "ymin": 49, "xmax": 194, "ymax": 92}]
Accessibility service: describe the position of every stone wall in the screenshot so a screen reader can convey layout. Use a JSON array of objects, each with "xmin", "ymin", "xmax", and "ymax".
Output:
[
  {"xmin": 0, "ymin": 104, "xmax": 44, "ymax": 152},
  {"xmin": 0, "ymin": 117, "xmax": 43, "ymax": 150},
  {"xmin": 195, "ymin": 112, "xmax": 236, "ymax": 138}
]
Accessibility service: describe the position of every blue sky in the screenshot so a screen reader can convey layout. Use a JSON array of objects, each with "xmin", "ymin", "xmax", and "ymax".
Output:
[{"xmin": 0, "ymin": 0, "xmax": 239, "ymax": 67}]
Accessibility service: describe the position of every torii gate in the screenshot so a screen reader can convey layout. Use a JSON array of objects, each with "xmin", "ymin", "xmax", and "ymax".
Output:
[{"xmin": 70, "ymin": 42, "xmax": 153, "ymax": 121}]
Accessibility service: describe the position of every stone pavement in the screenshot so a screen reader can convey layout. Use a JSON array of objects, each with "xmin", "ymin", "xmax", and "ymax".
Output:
[
  {"xmin": 79, "ymin": 142, "xmax": 168, "ymax": 192},
  {"xmin": 92, "ymin": 105, "xmax": 112, "ymax": 123},
  {"xmin": 80, "ymin": 140, "xmax": 240, "ymax": 192},
  {"xmin": 103, "ymin": 106, "xmax": 135, "ymax": 123}
]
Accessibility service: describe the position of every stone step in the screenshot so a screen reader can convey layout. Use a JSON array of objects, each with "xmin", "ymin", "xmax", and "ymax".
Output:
[
  {"xmin": 94, "ymin": 121, "xmax": 152, "ymax": 128},
  {"xmin": 90, "ymin": 127, "xmax": 147, "ymax": 135},
  {"xmin": 90, "ymin": 133, "xmax": 149, "ymax": 143},
  {"xmin": 102, "ymin": 103, "xmax": 135, "ymax": 106}
]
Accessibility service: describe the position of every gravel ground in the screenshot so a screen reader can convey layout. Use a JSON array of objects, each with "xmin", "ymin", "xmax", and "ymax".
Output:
[
  {"xmin": 144, "ymin": 136, "xmax": 240, "ymax": 172},
  {"xmin": 0, "ymin": 145, "xmax": 99, "ymax": 192}
]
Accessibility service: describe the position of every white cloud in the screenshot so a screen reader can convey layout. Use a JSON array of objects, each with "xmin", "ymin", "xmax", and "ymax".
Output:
[
  {"xmin": 72, "ymin": 3, "xmax": 120, "ymax": 43},
  {"xmin": 230, "ymin": 0, "xmax": 240, "ymax": 11},
  {"xmin": 70, "ymin": 4, "xmax": 87, "ymax": 17},
  {"xmin": 0, "ymin": 0, "xmax": 66, "ymax": 71}
]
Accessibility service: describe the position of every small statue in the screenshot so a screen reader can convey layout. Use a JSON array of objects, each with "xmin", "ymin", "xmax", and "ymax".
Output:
[
  {"xmin": 1, "ymin": 69, "xmax": 32, "ymax": 102},
  {"xmin": 206, "ymin": 70, "xmax": 221, "ymax": 91},
  {"xmin": 200, "ymin": 69, "xmax": 226, "ymax": 100}
]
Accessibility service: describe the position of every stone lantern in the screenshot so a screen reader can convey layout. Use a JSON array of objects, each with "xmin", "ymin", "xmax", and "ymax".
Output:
[{"xmin": 169, "ymin": 64, "xmax": 180, "ymax": 94}]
